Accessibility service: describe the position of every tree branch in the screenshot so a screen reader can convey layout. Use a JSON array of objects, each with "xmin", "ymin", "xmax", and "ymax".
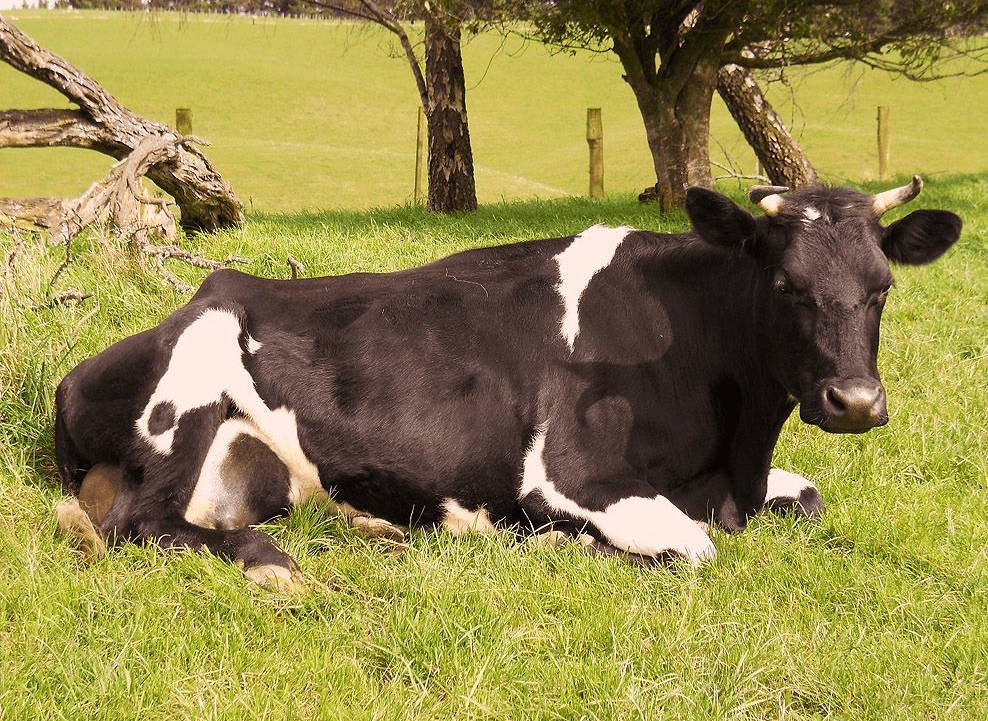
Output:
[
  {"xmin": 305, "ymin": 0, "xmax": 429, "ymax": 106},
  {"xmin": 0, "ymin": 14, "xmax": 244, "ymax": 232}
]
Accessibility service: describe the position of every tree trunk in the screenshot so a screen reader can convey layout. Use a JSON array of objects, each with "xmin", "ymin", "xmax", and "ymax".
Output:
[
  {"xmin": 424, "ymin": 13, "xmax": 477, "ymax": 214},
  {"xmin": 0, "ymin": 15, "xmax": 243, "ymax": 233},
  {"xmin": 717, "ymin": 64, "xmax": 819, "ymax": 188},
  {"xmin": 628, "ymin": 79, "xmax": 719, "ymax": 210},
  {"xmin": 612, "ymin": 23, "xmax": 728, "ymax": 211}
]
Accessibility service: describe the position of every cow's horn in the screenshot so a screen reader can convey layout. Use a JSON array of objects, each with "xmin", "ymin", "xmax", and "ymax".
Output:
[
  {"xmin": 872, "ymin": 175, "xmax": 923, "ymax": 216},
  {"xmin": 749, "ymin": 185, "xmax": 790, "ymax": 217}
]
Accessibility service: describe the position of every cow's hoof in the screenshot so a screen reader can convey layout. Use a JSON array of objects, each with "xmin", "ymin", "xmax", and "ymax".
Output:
[
  {"xmin": 350, "ymin": 515, "xmax": 408, "ymax": 543},
  {"xmin": 677, "ymin": 533, "xmax": 718, "ymax": 567},
  {"xmin": 763, "ymin": 468, "xmax": 826, "ymax": 519},
  {"xmin": 55, "ymin": 497, "xmax": 107, "ymax": 561},
  {"xmin": 244, "ymin": 562, "xmax": 307, "ymax": 595}
]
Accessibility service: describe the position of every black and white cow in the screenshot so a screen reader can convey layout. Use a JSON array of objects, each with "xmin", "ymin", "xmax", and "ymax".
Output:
[{"xmin": 53, "ymin": 177, "xmax": 961, "ymax": 591}]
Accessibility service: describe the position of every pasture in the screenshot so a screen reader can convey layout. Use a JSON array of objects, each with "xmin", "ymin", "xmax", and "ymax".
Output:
[
  {"xmin": 2, "ymin": 10, "xmax": 988, "ymax": 211},
  {"xmin": 2, "ymin": 9, "xmax": 988, "ymax": 721}
]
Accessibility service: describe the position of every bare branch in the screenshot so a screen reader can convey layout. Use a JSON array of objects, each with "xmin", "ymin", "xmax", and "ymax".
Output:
[
  {"xmin": 0, "ymin": 14, "xmax": 244, "ymax": 232},
  {"xmin": 306, "ymin": 0, "xmax": 429, "ymax": 105}
]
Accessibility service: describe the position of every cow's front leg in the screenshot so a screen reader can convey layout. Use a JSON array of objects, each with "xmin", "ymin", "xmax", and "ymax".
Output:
[
  {"xmin": 761, "ymin": 468, "xmax": 826, "ymax": 519},
  {"xmin": 525, "ymin": 487, "xmax": 717, "ymax": 567},
  {"xmin": 127, "ymin": 514, "xmax": 306, "ymax": 593},
  {"xmin": 585, "ymin": 493, "xmax": 718, "ymax": 567}
]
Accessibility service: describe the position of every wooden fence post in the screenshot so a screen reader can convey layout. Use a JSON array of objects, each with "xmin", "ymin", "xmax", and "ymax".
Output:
[
  {"xmin": 414, "ymin": 106, "xmax": 426, "ymax": 205},
  {"xmin": 877, "ymin": 106, "xmax": 890, "ymax": 181},
  {"xmin": 176, "ymin": 108, "xmax": 193, "ymax": 135},
  {"xmin": 587, "ymin": 108, "xmax": 604, "ymax": 198}
]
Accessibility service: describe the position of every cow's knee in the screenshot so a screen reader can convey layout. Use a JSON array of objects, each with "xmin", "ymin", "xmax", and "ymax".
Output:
[{"xmin": 762, "ymin": 468, "xmax": 825, "ymax": 519}]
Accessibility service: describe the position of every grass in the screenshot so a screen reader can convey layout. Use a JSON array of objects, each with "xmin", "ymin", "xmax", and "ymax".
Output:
[
  {"xmin": 2, "ymin": 173, "xmax": 987, "ymax": 719},
  {"xmin": 2, "ymin": 10, "xmax": 988, "ymax": 211}
]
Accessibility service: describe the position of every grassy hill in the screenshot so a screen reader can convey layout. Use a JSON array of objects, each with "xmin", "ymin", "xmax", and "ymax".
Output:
[{"xmin": 2, "ymin": 10, "xmax": 987, "ymax": 212}]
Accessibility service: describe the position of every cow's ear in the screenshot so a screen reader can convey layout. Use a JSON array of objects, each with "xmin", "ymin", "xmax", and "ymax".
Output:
[
  {"xmin": 685, "ymin": 187, "xmax": 757, "ymax": 251},
  {"xmin": 881, "ymin": 209, "xmax": 961, "ymax": 266}
]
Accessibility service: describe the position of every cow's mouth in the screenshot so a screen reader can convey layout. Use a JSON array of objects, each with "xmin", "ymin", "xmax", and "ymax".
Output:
[{"xmin": 800, "ymin": 377, "xmax": 889, "ymax": 434}]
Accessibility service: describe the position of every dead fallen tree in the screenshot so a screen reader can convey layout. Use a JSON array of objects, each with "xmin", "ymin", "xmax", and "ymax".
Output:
[{"xmin": 0, "ymin": 13, "xmax": 244, "ymax": 237}]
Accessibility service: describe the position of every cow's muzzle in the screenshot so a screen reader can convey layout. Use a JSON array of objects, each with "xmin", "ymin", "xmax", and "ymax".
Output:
[{"xmin": 809, "ymin": 377, "xmax": 888, "ymax": 433}]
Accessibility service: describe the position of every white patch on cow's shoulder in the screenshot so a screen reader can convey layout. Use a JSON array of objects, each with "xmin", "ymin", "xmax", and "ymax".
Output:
[
  {"xmin": 765, "ymin": 468, "xmax": 815, "ymax": 505},
  {"xmin": 555, "ymin": 225, "xmax": 633, "ymax": 350},
  {"xmin": 137, "ymin": 308, "xmax": 324, "ymax": 507},
  {"xmin": 803, "ymin": 206, "xmax": 822, "ymax": 223},
  {"xmin": 137, "ymin": 308, "xmax": 243, "ymax": 454},
  {"xmin": 441, "ymin": 499, "xmax": 495, "ymax": 535},
  {"xmin": 519, "ymin": 426, "xmax": 715, "ymax": 566},
  {"xmin": 246, "ymin": 334, "xmax": 263, "ymax": 354}
]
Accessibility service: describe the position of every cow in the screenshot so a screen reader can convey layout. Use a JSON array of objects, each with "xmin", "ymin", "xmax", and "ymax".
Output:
[{"xmin": 53, "ymin": 177, "xmax": 961, "ymax": 592}]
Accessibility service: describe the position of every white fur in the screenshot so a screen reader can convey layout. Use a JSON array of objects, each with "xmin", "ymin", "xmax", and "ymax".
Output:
[
  {"xmin": 803, "ymin": 206, "xmax": 822, "ymax": 222},
  {"xmin": 137, "ymin": 308, "xmax": 325, "ymax": 507},
  {"xmin": 185, "ymin": 417, "xmax": 252, "ymax": 528},
  {"xmin": 554, "ymin": 225, "xmax": 634, "ymax": 350},
  {"xmin": 765, "ymin": 468, "xmax": 815, "ymax": 505},
  {"xmin": 519, "ymin": 426, "xmax": 715, "ymax": 566},
  {"xmin": 441, "ymin": 499, "xmax": 495, "ymax": 535}
]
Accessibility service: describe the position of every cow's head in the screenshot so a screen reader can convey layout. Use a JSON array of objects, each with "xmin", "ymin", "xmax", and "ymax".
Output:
[{"xmin": 685, "ymin": 176, "xmax": 961, "ymax": 433}]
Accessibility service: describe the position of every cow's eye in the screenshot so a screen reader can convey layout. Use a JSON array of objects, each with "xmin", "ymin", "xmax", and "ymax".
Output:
[
  {"xmin": 773, "ymin": 275, "xmax": 795, "ymax": 295},
  {"xmin": 872, "ymin": 284, "xmax": 893, "ymax": 306}
]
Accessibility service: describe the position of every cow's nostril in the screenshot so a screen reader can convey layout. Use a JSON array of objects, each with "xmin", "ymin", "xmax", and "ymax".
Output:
[{"xmin": 825, "ymin": 386, "xmax": 848, "ymax": 413}]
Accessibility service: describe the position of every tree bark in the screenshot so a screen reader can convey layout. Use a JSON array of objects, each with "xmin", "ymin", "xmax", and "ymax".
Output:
[
  {"xmin": 717, "ymin": 64, "xmax": 819, "ymax": 188},
  {"xmin": 0, "ymin": 15, "xmax": 244, "ymax": 233},
  {"xmin": 424, "ymin": 13, "xmax": 477, "ymax": 214},
  {"xmin": 612, "ymin": 16, "xmax": 733, "ymax": 211}
]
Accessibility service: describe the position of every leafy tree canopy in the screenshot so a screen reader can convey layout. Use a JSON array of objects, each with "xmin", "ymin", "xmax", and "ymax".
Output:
[{"xmin": 528, "ymin": 0, "xmax": 988, "ymax": 79}]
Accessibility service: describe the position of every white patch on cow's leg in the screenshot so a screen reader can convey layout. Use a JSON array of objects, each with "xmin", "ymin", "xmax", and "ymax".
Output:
[
  {"xmin": 189, "ymin": 416, "xmax": 341, "ymax": 533},
  {"xmin": 586, "ymin": 496, "xmax": 716, "ymax": 566},
  {"xmin": 440, "ymin": 499, "xmax": 495, "ymax": 535},
  {"xmin": 555, "ymin": 225, "xmax": 634, "ymax": 350},
  {"xmin": 763, "ymin": 468, "xmax": 825, "ymax": 518},
  {"xmin": 519, "ymin": 427, "xmax": 716, "ymax": 566},
  {"xmin": 186, "ymin": 418, "xmax": 231, "ymax": 528},
  {"xmin": 135, "ymin": 308, "xmax": 327, "ymax": 509}
]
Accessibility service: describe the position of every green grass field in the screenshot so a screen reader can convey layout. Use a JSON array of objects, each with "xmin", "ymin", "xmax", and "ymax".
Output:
[
  {"xmin": 2, "ymin": 9, "xmax": 988, "ymax": 212},
  {"xmin": 2, "ymin": 9, "xmax": 988, "ymax": 721},
  {"xmin": 3, "ymin": 178, "xmax": 987, "ymax": 719}
]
